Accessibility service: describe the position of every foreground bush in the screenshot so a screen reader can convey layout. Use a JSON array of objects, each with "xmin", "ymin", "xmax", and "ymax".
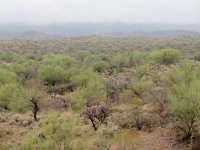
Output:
[
  {"xmin": 20, "ymin": 111, "xmax": 78, "ymax": 150},
  {"xmin": 167, "ymin": 60, "xmax": 200, "ymax": 139},
  {"xmin": 151, "ymin": 49, "xmax": 180, "ymax": 65}
]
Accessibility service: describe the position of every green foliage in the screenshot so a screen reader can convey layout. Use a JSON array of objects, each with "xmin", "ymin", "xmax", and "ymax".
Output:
[
  {"xmin": 0, "ymin": 83, "xmax": 18, "ymax": 109},
  {"xmin": 38, "ymin": 54, "xmax": 76, "ymax": 85},
  {"xmin": 70, "ymin": 70, "xmax": 97, "ymax": 88},
  {"xmin": 194, "ymin": 51, "xmax": 200, "ymax": 61},
  {"xmin": 68, "ymin": 88, "xmax": 86, "ymax": 111},
  {"xmin": 8, "ymin": 86, "xmax": 29, "ymax": 113},
  {"xmin": 12, "ymin": 60, "xmax": 38, "ymax": 84},
  {"xmin": 42, "ymin": 54, "xmax": 75, "ymax": 69},
  {"xmin": 131, "ymin": 76, "xmax": 153, "ymax": 97},
  {"xmin": 68, "ymin": 76, "xmax": 106, "ymax": 111},
  {"xmin": 39, "ymin": 65, "xmax": 66, "ymax": 85},
  {"xmin": 0, "ymin": 68, "xmax": 17, "ymax": 85},
  {"xmin": 83, "ymin": 77, "xmax": 107, "ymax": 105},
  {"xmin": 126, "ymin": 51, "xmax": 148, "ymax": 67},
  {"xmin": 134, "ymin": 65, "xmax": 149, "ymax": 78},
  {"xmin": 0, "ymin": 83, "xmax": 29, "ymax": 112},
  {"xmin": 0, "ymin": 78, "xmax": 43, "ymax": 114},
  {"xmin": 20, "ymin": 111, "xmax": 78, "ymax": 150},
  {"xmin": 92, "ymin": 61, "xmax": 108, "ymax": 73},
  {"xmin": 150, "ymin": 48, "xmax": 180, "ymax": 65},
  {"xmin": 75, "ymin": 50, "xmax": 90, "ymax": 64},
  {"xmin": 110, "ymin": 54, "xmax": 125, "ymax": 70},
  {"xmin": 165, "ymin": 60, "xmax": 193, "ymax": 86},
  {"xmin": 167, "ymin": 60, "xmax": 200, "ymax": 138},
  {"xmin": 0, "ymin": 52, "xmax": 20, "ymax": 63}
]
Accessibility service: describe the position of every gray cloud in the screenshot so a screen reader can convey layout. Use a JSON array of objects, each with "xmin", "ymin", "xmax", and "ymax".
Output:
[{"xmin": 0, "ymin": 0, "xmax": 200, "ymax": 24}]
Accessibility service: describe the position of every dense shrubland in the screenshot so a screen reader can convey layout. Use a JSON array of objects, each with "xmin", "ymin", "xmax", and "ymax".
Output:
[{"xmin": 1, "ymin": 37, "xmax": 200, "ymax": 149}]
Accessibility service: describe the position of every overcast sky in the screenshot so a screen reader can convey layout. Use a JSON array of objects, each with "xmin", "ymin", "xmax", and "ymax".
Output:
[{"xmin": 0, "ymin": 0, "xmax": 199, "ymax": 24}]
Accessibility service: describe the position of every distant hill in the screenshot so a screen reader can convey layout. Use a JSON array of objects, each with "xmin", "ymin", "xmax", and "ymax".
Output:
[
  {"xmin": 15, "ymin": 31, "xmax": 60, "ymax": 40},
  {"xmin": 0, "ymin": 23, "xmax": 199, "ymax": 39}
]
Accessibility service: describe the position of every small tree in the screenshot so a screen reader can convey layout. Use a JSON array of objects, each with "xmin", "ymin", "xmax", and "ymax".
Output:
[
  {"xmin": 27, "ymin": 87, "xmax": 43, "ymax": 121},
  {"xmin": 83, "ymin": 105, "xmax": 109, "ymax": 131},
  {"xmin": 1, "ymin": 80, "xmax": 43, "ymax": 121}
]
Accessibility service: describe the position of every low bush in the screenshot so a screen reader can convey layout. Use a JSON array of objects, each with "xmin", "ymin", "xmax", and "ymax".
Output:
[
  {"xmin": 20, "ymin": 111, "xmax": 78, "ymax": 150},
  {"xmin": 92, "ymin": 61, "xmax": 108, "ymax": 73},
  {"xmin": 68, "ymin": 88, "xmax": 86, "ymax": 111},
  {"xmin": 131, "ymin": 76, "xmax": 153, "ymax": 98},
  {"xmin": 134, "ymin": 65, "xmax": 149, "ymax": 78},
  {"xmin": 150, "ymin": 49, "xmax": 180, "ymax": 65},
  {"xmin": 0, "ymin": 68, "xmax": 17, "ymax": 85},
  {"xmin": 126, "ymin": 51, "xmax": 149, "ymax": 67}
]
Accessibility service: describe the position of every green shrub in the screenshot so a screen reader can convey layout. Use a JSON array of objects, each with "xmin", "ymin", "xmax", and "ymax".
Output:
[
  {"xmin": 110, "ymin": 54, "xmax": 125, "ymax": 70},
  {"xmin": 150, "ymin": 49, "xmax": 180, "ymax": 65},
  {"xmin": 75, "ymin": 50, "xmax": 90, "ymax": 64},
  {"xmin": 20, "ymin": 111, "xmax": 78, "ymax": 150},
  {"xmin": 126, "ymin": 51, "xmax": 148, "ymax": 67},
  {"xmin": 68, "ymin": 88, "xmax": 86, "ymax": 111},
  {"xmin": 0, "ymin": 68, "xmax": 17, "ymax": 85},
  {"xmin": 134, "ymin": 65, "xmax": 149, "ymax": 78},
  {"xmin": 42, "ymin": 54, "xmax": 75, "ymax": 68},
  {"xmin": 39, "ymin": 65, "xmax": 66, "ymax": 85},
  {"xmin": 68, "ymin": 77, "xmax": 106, "ymax": 111},
  {"xmin": 83, "ymin": 77, "xmax": 107, "ymax": 105},
  {"xmin": 70, "ymin": 70, "xmax": 97, "ymax": 88},
  {"xmin": 167, "ymin": 60, "xmax": 200, "ymax": 139},
  {"xmin": 12, "ymin": 60, "xmax": 38, "ymax": 84},
  {"xmin": 92, "ymin": 61, "xmax": 108, "ymax": 73},
  {"xmin": 0, "ymin": 83, "xmax": 30, "ymax": 112},
  {"xmin": 194, "ymin": 51, "xmax": 200, "ymax": 61},
  {"xmin": 0, "ymin": 83, "xmax": 19, "ymax": 109},
  {"xmin": 131, "ymin": 76, "xmax": 153, "ymax": 97},
  {"xmin": 0, "ymin": 52, "xmax": 20, "ymax": 63}
]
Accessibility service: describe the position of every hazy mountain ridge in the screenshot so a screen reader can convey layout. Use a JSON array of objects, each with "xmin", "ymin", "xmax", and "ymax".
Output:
[{"xmin": 0, "ymin": 23, "xmax": 200, "ymax": 39}]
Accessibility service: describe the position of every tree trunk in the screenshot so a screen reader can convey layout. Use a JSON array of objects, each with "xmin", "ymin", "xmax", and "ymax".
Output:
[{"xmin": 32, "ymin": 100, "xmax": 39, "ymax": 121}]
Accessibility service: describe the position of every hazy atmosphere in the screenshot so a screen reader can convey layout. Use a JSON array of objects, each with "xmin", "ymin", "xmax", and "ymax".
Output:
[
  {"xmin": 0, "ymin": 0, "xmax": 200, "ymax": 24},
  {"xmin": 2, "ymin": 0, "xmax": 200, "ymax": 150}
]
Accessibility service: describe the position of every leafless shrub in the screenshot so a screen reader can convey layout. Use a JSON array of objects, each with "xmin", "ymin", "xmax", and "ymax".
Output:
[{"xmin": 83, "ymin": 105, "xmax": 109, "ymax": 131}]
